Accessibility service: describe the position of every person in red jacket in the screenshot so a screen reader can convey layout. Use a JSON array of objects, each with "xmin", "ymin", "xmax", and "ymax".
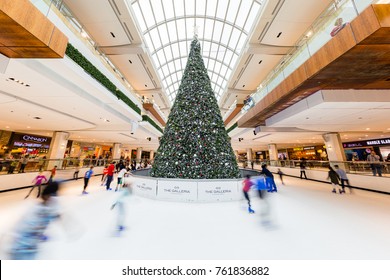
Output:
[
  {"xmin": 105, "ymin": 162, "xmax": 115, "ymax": 190},
  {"xmin": 242, "ymin": 175, "xmax": 255, "ymax": 213},
  {"xmin": 101, "ymin": 165, "xmax": 109, "ymax": 186}
]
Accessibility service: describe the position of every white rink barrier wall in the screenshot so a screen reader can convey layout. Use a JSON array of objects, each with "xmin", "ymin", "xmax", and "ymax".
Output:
[{"xmin": 128, "ymin": 176, "xmax": 243, "ymax": 202}]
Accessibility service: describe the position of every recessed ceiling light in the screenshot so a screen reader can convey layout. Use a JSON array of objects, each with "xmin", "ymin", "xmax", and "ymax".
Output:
[{"xmin": 366, "ymin": 128, "xmax": 370, "ymax": 130}]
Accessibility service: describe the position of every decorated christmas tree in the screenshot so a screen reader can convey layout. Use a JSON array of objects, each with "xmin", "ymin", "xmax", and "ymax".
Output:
[{"xmin": 151, "ymin": 37, "xmax": 240, "ymax": 179}]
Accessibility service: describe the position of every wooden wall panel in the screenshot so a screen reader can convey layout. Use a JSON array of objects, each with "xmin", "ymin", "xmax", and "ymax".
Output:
[
  {"xmin": 350, "ymin": 5, "xmax": 380, "ymax": 44},
  {"xmin": 305, "ymin": 25, "xmax": 356, "ymax": 78},
  {"xmin": 0, "ymin": 0, "xmax": 68, "ymax": 58},
  {"xmin": 0, "ymin": 46, "xmax": 19, "ymax": 58},
  {"xmin": 373, "ymin": 4, "xmax": 390, "ymax": 27},
  {"xmin": 49, "ymin": 27, "xmax": 68, "ymax": 57}
]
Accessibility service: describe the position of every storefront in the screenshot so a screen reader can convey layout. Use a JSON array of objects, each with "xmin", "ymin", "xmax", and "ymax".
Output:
[
  {"xmin": 8, "ymin": 132, "xmax": 51, "ymax": 158},
  {"xmin": 287, "ymin": 145, "xmax": 327, "ymax": 160},
  {"xmin": 343, "ymin": 137, "xmax": 390, "ymax": 161}
]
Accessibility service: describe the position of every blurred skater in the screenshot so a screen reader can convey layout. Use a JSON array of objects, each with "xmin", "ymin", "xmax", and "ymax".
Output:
[
  {"xmin": 255, "ymin": 175, "xmax": 272, "ymax": 226},
  {"xmin": 101, "ymin": 165, "xmax": 108, "ymax": 186},
  {"xmin": 277, "ymin": 168, "xmax": 284, "ymax": 185},
  {"xmin": 300, "ymin": 159, "xmax": 307, "ymax": 179},
  {"xmin": 327, "ymin": 166, "xmax": 341, "ymax": 194},
  {"xmin": 111, "ymin": 173, "xmax": 134, "ymax": 232},
  {"xmin": 48, "ymin": 165, "xmax": 57, "ymax": 183},
  {"xmin": 105, "ymin": 161, "xmax": 115, "ymax": 191},
  {"xmin": 9, "ymin": 182, "xmax": 61, "ymax": 260},
  {"xmin": 115, "ymin": 166, "xmax": 128, "ymax": 192},
  {"xmin": 82, "ymin": 166, "xmax": 94, "ymax": 195},
  {"xmin": 242, "ymin": 175, "xmax": 255, "ymax": 213},
  {"xmin": 73, "ymin": 165, "xmax": 80, "ymax": 180},
  {"xmin": 25, "ymin": 172, "xmax": 47, "ymax": 199},
  {"xmin": 260, "ymin": 164, "xmax": 277, "ymax": 192},
  {"xmin": 334, "ymin": 165, "xmax": 351, "ymax": 194}
]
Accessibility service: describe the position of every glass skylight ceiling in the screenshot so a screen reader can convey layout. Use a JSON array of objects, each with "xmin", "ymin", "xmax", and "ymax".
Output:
[{"xmin": 130, "ymin": 0, "xmax": 264, "ymax": 104}]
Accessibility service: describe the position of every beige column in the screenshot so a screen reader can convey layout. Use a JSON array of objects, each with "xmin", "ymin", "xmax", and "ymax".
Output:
[{"xmin": 47, "ymin": 131, "xmax": 69, "ymax": 169}]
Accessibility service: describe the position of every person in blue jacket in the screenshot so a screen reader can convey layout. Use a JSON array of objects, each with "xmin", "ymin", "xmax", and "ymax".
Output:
[
  {"xmin": 82, "ymin": 166, "xmax": 94, "ymax": 195},
  {"xmin": 260, "ymin": 164, "xmax": 277, "ymax": 192}
]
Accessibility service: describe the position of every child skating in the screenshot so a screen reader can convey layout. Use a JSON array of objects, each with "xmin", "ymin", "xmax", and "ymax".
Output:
[
  {"xmin": 25, "ymin": 172, "xmax": 47, "ymax": 199},
  {"xmin": 242, "ymin": 175, "xmax": 255, "ymax": 213},
  {"xmin": 82, "ymin": 166, "xmax": 94, "ymax": 195}
]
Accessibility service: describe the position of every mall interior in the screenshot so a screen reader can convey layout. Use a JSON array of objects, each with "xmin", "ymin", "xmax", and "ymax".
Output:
[{"xmin": 0, "ymin": 0, "xmax": 390, "ymax": 260}]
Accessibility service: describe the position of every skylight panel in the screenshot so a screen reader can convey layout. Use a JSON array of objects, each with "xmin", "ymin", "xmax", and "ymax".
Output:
[
  {"xmin": 185, "ymin": 18, "xmax": 194, "ymax": 37},
  {"xmin": 139, "ymin": 0, "xmax": 155, "ymax": 28},
  {"xmin": 206, "ymin": 0, "xmax": 218, "ymax": 17},
  {"xmin": 174, "ymin": 58, "xmax": 181, "ymax": 70},
  {"xmin": 203, "ymin": 19, "xmax": 214, "ymax": 40},
  {"xmin": 167, "ymin": 21, "xmax": 178, "ymax": 41},
  {"xmin": 216, "ymin": 46, "xmax": 225, "ymax": 62},
  {"xmin": 213, "ymin": 20, "xmax": 223, "ymax": 41},
  {"xmin": 224, "ymin": 49, "xmax": 234, "ymax": 64},
  {"xmin": 220, "ymin": 24, "xmax": 232, "ymax": 46},
  {"xmin": 163, "ymin": 0, "xmax": 175, "ymax": 20},
  {"xmin": 156, "ymin": 49, "xmax": 166, "ymax": 64},
  {"xmin": 178, "ymin": 41, "xmax": 188, "ymax": 57},
  {"xmin": 215, "ymin": 0, "xmax": 228, "ymax": 20},
  {"xmin": 144, "ymin": 33, "xmax": 154, "ymax": 50},
  {"xmin": 158, "ymin": 25, "xmax": 170, "ymax": 47},
  {"xmin": 153, "ymin": 0, "xmax": 165, "ymax": 23},
  {"xmin": 230, "ymin": 28, "xmax": 241, "ymax": 47},
  {"xmin": 174, "ymin": 0, "xmax": 185, "ymax": 18},
  {"xmin": 236, "ymin": 1, "xmax": 251, "ymax": 29},
  {"xmin": 196, "ymin": 0, "xmax": 206, "ymax": 16},
  {"xmin": 164, "ymin": 46, "xmax": 173, "ymax": 62},
  {"xmin": 176, "ymin": 19, "xmax": 186, "ymax": 41},
  {"xmin": 226, "ymin": 1, "xmax": 241, "ymax": 23},
  {"xmin": 132, "ymin": 3, "xmax": 147, "ymax": 31},
  {"xmin": 244, "ymin": 2, "xmax": 261, "ymax": 32},
  {"xmin": 185, "ymin": 0, "xmax": 195, "ymax": 16},
  {"xmin": 149, "ymin": 28, "xmax": 161, "ymax": 49}
]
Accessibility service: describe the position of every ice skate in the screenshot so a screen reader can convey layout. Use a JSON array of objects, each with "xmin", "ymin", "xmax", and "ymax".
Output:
[
  {"xmin": 332, "ymin": 189, "xmax": 336, "ymax": 193},
  {"xmin": 248, "ymin": 206, "xmax": 255, "ymax": 214}
]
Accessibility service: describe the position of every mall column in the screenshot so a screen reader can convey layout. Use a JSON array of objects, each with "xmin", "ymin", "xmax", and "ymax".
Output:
[
  {"xmin": 112, "ymin": 143, "xmax": 121, "ymax": 160},
  {"xmin": 150, "ymin": 150, "xmax": 154, "ymax": 161},
  {"xmin": 246, "ymin": 148, "xmax": 252, "ymax": 168},
  {"xmin": 136, "ymin": 147, "xmax": 143, "ymax": 166},
  {"xmin": 268, "ymin": 144, "xmax": 278, "ymax": 164},
  {"xmin": 46, "ymin": 131, "xmax": 69, "ymax": 170},
  {"xmin": 322, "ymin": 133, "xmax": 346, "ymax": 167}
]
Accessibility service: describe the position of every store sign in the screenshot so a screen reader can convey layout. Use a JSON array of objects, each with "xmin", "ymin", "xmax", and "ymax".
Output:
[
  {"xmin": 303, "ymin": 146, "xmax": 315, "ymax": 150},
  {"xmin": 343, "ymin": 138, "xmax": 390, "ymax": 148},
  {"xmin": 22, "ymin": 135, "xmax": 48, "ymax": 143}
]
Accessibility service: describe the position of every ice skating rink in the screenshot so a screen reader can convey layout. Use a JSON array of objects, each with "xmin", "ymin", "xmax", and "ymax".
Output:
[{"xmin": 0, "ymin": 175, "xmax": 389, "ymax": 260}]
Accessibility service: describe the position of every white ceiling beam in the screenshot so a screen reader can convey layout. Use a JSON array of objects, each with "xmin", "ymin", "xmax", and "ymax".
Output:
[
  {"xmin": 99, "ymin": 43, "xmax": 145, "ymax": 55},
  {"xmin": 246, "ymin": 43, "xmax": 296, "ymax": 55}
]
